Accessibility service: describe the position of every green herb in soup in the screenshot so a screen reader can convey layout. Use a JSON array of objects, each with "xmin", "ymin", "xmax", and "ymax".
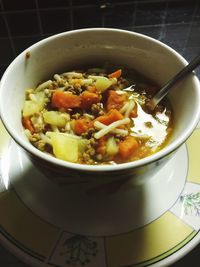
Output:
[{"xmin": 21, "ymin": 67, "xmax": 173, "ymax": 165}]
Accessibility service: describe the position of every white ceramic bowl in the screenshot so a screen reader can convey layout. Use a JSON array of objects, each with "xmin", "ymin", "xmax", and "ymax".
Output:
[{"xmin": 0, "ymin": 28, "xmax": 200, "ymax": 182}]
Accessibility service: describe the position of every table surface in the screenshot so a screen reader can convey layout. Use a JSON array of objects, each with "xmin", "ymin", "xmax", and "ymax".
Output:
[{"xmin": 0, "ymin": 0, "xmax": 200, "ymax": 266}]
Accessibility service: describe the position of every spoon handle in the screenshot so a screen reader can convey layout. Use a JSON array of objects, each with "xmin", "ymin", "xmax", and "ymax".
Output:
[{"xmin": 149, "ymin": 54, "xmax": 200, "ymax": 110}]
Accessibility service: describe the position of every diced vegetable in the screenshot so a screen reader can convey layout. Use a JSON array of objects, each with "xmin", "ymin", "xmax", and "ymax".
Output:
[
  {"xmin": 50, "ymin": 132, "xmax": 79, "ymax": 162},
  {"xmin": 81, "ymin": 91, "xmax": 100, "ymax": 109},
  {"xmin": 95, "ymin": 77, "xmax": 113, "ymax": 92},
  {"xmin": 108, "ymin": 69, "xmax": 122, "ymax": 79},
  {"xmin": 86, "ymin": 86, "xmax": 97, "ymax": 93},
  {"xmin": 43, "ymin": 111, "xmax": 67, "ymax": 127},
  {"xmin": 109, "ymin": 77, "xmax": 118, "ymax": 85},
  {"xmin": 78, "ymin": 139, "xmax": 89, "ymax": 153},
  {"xmin": 95, "ymin": 109, "xmax": 123, "ymax": 125},
  {"xmin": 96, "ymin": 136, "xmax": 107, "ymax": 155},
  {"xmin": 119, "ymin": 136, "xmax": 139, "ymax": 158},
  {"xmin": 51, "ymin": 91, "xmax": 81, "ymax": 108},
  {"xmin": 35, "ymin": 91, "xmax": 46, "ymax": 105},
  {"xmin": 106, "ymin": 137, "xmax": 119, "ymax": 156},
  {"xmin": 22, "ymin": 117, "xmax": 35, "ymax": 134},
  {"xmin": 74, "ymin": 118, "xmax": 93, "ymax": 135},
  {"xmin": 106, "ymin": 90, "xmax": 127, "ymax": 111},
  {"xmin": 23, "ymin": 101, "xmax": 40, "ymax": 116},
  {"xmin": 47, "ymin": 132, "xmax": 88, "ymax": 162},
  {"xmin": 23, "ymin": 91, "xmax": 46, "ymax": 116}
]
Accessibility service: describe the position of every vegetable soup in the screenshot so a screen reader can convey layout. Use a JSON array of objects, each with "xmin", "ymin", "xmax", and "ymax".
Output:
[{"xmin": 22, "ymin": 66, "xmax": 173, "ymax": 165}]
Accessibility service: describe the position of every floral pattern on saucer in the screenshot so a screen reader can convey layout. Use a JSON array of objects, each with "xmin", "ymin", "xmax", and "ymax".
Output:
[
  {"xmin": 170, "ymin": 183, "xmax": 200, "ymax": 231},
  {"xmin": 48, "ymin": 232, "xmax": 106, "ymax": 267}
]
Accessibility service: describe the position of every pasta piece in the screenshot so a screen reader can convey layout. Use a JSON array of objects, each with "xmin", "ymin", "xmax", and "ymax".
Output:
[
  {"xmin": 130, "ymin": 133, "xmax": 151, "ymax": 139},
  {"xmin": 125, "ymin": 100, "xmax": 135, "ymax": 118},
  {"xmin": 88, "ymin": 75, "xmax": 106, "ymax": 80},
  {"xmin": 40, "ymin": 133, "xmax": 52, "ymax": 144},
  {"xmin": 82, "ymin": 79, "xmax": 93, "ymax": 85},
  {"xmin": 94, "ymin": 118, "xmax": 130, "ymax": 139},
  {"xmin": 94, "ymin": 121, "xmax": 128, "ymax": 136},
  {"xmin": 119, "ymin": 102, "xmax": 129, "ymax": 114},
  {"xmin": 36, "ymin": 80, "xmax": 52, "ymax": 91},
  {"xmin": 62, "ymin": 72, "xmax": 83, "ymax": 78},
  {"xmin": 54, "ymin": 74, "xmax": 62, "ymax": 82},
  {"xmin": 115, "ymin": 90, "xmax": 126, "ymax": 95}
]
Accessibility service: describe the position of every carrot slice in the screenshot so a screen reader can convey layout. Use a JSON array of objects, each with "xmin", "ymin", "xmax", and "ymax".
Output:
[
  {"xmin": 87, "ymin": 86, "xmax": 97, "ymax": 93},
  {"xmin": 74, "ymin": 118, "xmax": 93, "ymax": 135},
  {"xmin": 108, "ymin": 69, "xmax": 122, "ymax": 79},
  {"xmin": 106, "ymin": 90, "xmax": 127, "ymax": 111},
  {"xmin": 22, "ymin": 117, "xmax": 35, "ymax": 134},
  {"xmin": 81, "ymin": 90, "xmax": 100, "ymax": 109},
  {"xmin": 51, "ymin": 91, "xmax": 81, "ymax": 109},
  {"xmin": 95, "ymin": 109, "xmax": 123, "ymax": 125},
  {"xmin": 96, "ymin": 136, "xmax": 107, "ymax": 155},
  {"xmin": 119, "ymin": 136, "xmax": 139, "ymax": 159}
]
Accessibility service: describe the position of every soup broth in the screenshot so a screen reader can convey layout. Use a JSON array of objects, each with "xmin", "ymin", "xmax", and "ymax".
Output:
[{"xmin": 21, "ymin": 66, "xmax": 173, "ymax": 165}]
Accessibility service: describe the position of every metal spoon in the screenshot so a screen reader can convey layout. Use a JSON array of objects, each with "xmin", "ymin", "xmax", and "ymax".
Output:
[{"xmin": 146, "ymin": 54, "xmax": 200, "ymax": 111}]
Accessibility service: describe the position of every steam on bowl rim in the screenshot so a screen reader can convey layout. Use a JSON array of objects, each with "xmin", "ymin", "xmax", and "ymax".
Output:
[{"xmin": 0, "ymin": 28, "xmax": 200, "ymax": 173}]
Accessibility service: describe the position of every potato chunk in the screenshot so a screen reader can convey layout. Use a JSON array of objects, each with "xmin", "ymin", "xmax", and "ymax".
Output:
[
  {"xmin": 95, "ymin": 77, "xmax": 113, "ymax": 92},
  {"xmin": 106, "ymin": 137, "xmax": 119, "ymax": 156},
  {"xmin": 22, "ymin": 91, "xmax": 45, "ymax": 116},
  {"xmin": 22, "ymin": 101, "xmax": 41, "ymax": 117},
  {"xmin": 50, "ymin": 132, "xmax": 79, "ymax": 162},
  {"xmin": 47, "ymin": 132, "xmax": 88, "ymax": 163},
  {"xmin": 43, "ymin": 111, "xmax": 67, "ymax": 127}
]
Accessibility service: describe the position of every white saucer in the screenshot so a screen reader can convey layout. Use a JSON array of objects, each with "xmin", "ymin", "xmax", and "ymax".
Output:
[
  {"xmin": 6, "ymin": 141, "xmax": 187, "ymax": 236},
  {"xmin": 0, "ymin": 121, "xmax": 200, "ymax": 267}
]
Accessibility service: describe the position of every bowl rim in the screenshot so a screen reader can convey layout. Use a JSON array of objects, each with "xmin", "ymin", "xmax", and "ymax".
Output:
[{"xmin": 1, "ymin": 27, "xmax": 200, "ymax": 172}]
